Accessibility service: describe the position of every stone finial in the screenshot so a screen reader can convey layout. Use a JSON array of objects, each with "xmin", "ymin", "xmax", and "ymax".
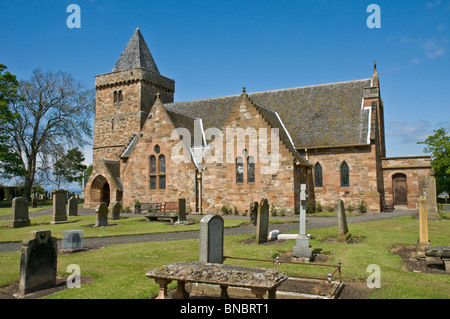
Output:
[{"xmin": 242, "ymin": 87, "xmax": 246, "ymax": 94}]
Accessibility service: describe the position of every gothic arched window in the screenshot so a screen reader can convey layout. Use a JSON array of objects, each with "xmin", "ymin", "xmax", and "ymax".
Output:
[
  {"xmin": 247, "ymin": 156, "xmax": 255, "ymax": 183},
  {"xmin": 314, "ymin": 162, "xmax": 323, "ymax": 188},
  {"xmin": 340, "ymin": 161, "xmax": 349, "ymax": 187},
  {"xmin": 236, "ymin": 157, "xmax": 244, "ymax": 184},
  {"xmin": 158, "ymin": 155, "xmax": 166, "ymax": 189}
]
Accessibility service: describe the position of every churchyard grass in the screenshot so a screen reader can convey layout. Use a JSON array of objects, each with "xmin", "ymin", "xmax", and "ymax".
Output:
[
  {"xmin": 0, "ymin": 214, "xmax": 449, "ymax": 298},
  {"xmin": 0, "ymin": 202, "xmax": 53, "ymax": 217},
  {"xmin": 0, "ymin": 215, "xmax": 246, "ymax": 243}
]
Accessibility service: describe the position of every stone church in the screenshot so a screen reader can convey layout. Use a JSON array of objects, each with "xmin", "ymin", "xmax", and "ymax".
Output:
[{"xmin": 84, "ymin": 28, "xmax": 434, "ymax": 214}]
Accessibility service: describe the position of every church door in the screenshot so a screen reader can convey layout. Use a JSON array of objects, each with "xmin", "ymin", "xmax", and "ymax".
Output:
[{"xmin": 393, "ymin": 174, "xmax": 407, "ymax": 205}]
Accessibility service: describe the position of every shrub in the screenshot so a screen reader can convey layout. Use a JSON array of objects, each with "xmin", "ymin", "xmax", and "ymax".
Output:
[
  {"xmin": 270, "ymin": 204, "xmax": 277, "ymax": 217},
  {"xmin": 221, "ymin": 204, "xmax": 230, "ymax": 215},
  {"xmin": 358, "ymin": 200, "xmax": 367, "ymax": 213}
]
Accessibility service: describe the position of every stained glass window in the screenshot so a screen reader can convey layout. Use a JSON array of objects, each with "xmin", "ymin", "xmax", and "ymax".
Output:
[
  {"xmin": 314, "ymin": 162, "xmax": 323, "ymax": 188},
  {"xmin": 340, "ymin": 161, "xmax": 349, "ymax": 187},
  {"xmin": 159, "ymin": 155, "xmax": 165, "ymax": 173},
  {"xmin": 150, "ymin": 155, "xmax": 156, "ymax": 174},
  {"xmin": 247, "ymin": 156, "xmax": 255, "ymax": 183},
  {"xmin": 236, "ymin": 157, "xmax": 244, "ymax": 184},
  {"xmin": 150, "ymin": 176, "xmax": 157, "ymax": 190}
]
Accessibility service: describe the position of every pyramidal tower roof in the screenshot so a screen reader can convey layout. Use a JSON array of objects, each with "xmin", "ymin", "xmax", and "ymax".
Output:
[{"xmin": 112, "ymin": 27, "xmax": 160, "ymax": 74}]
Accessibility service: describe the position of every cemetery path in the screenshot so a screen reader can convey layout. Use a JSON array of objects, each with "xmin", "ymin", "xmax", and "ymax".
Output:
[{"xmin": 0, "ymin": 208, "xmax": 418, "ymax": 253}]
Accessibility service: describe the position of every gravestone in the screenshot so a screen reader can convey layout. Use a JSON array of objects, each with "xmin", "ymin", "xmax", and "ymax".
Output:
[
  {"xmin": 62, "ymin": 230, "xmax": 84, "ymax": 250},
  {"xmin": 336, "ymin": 199, "xmax": 352, "ymax": 243},
  {"xmin": 67, "ymin": 196, "xmax": 78, "ymax": 216},
  {"xmin": 31, "ymin": 196, "xmax": 38, "ymax": 208},
  {"xmin": 19, "ymin": 230, "xmax": 57, "ymax": 295},
  {"xmin": 250, "ymin": 201, "xmax": 258, "ymax": 226},
  {"xmin": 199, "ymin": 215, "xmax": 224, "ymax": 264},
  {"xmin": 51, "ymin": 189, "xmax": 68, "ymax": 224},
  {"xmin": 110, "ymin": 202, "xmax": 121, "ymax": 220},
  {"xmin": 95, "ymin": 203, "xmax": 109, "ymax": 227},
  {"xmin": 178, "ymin": 198, "xmax": 186, "ymax": 221},
  {"xmin": 256, "ymin": 199, "xmax": 269, "ymax": 244},
  {"xmin": 293, "ymin": 184, "xmax": 312, "ymax": 260},
  {"xmin": 426, "ymin": 176, "xmax": 440, "ymax": 220},
  {"xmin": 9, "ymin": 197, "xmax": 30, "ymax": 228}
]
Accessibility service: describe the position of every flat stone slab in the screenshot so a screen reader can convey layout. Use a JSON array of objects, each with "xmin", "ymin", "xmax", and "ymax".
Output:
[
  {"xmin": 425, "ymin": 246, "xmax": 450, "ymax": 258},
  {"xmin": 147, "ymin": 262, "xmax": 287, "ymax": 289}
]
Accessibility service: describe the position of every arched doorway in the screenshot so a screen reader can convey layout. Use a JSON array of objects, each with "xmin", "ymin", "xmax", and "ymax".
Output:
[
  {"xmin": 89, "ymin": 175, "xmax": 110, "ymax": 206},
  {"xmin": 393, "ymin": 173, "xmax": 407, "ymax": 205}
]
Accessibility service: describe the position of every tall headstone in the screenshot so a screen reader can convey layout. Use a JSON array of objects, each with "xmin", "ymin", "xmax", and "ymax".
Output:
[
  {"xmin": 199, "ymin": 215, "xmax": 224, "ymax": 264},
  {"xmin": 426, "ymin": 176, "xmax": 440, "ymax": 220},
  {"xmin": 51, "ymin": 189, "xmax": 68, "ymax": 224},
  {"xmin": 31, "ymin": 196, "xmax": 38, "ymax": 208},
  {"xmin": 293, "ymin": 184, "xmax": 312, "ymax": 261},
  {"xmin": 67, "ymin": 196, "xmax": 78, "ymax": 216},
  {"xmin": 110, "ymin": 202, "xmax": 121, "ymax": 220},
  {"xmin": 19, "ymin": 230, "xmax": 57, "ymax": 295},
  {"xmin": 250, "ymin": 201, "xmax": 258, "ymax": 226},
  {"xmin": 95, "ymin": 203, "xmax": 109, "ymax": 227},
  {"xmin": 336, "ymin": 199, "xmax": 352, "ymax": 243},
  {"xmin": 9, "ymin": 197, "xmax": 30, "ymax": 228},
  {"xmin": 177, "ymin": 198, "xmax": 186, "ymax": 222},
  {"xmin": 256, "ymin": 199, "xmax": 269, "ymax": 244},
  {"xmin": 416, "ymin": 195, "xmax": 431, "ymax": 258},
  {"xmin": 62, "ymin": 230, "xmax": 84, "ymax": 250}
]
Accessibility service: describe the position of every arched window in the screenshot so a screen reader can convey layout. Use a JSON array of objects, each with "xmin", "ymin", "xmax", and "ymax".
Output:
[
  {"xmin": 158, "ymin": 155, "xmax": 166, "ymax": 189},
  {"xmin": 149, "ymin": 155, "xmax": 157, "ymax": 189},
  {"xmin": 236, "ymin": 157, "xmax": 244, "ymax": 184},
  {"xmin": 149, "ymin": 150, "xmax": 167, "ymax": 190},
  {"xmin": 340, "ymin": 161, "xmax": 349, "ymax": 187},
  {"xmin": 247, "ymin": 156, "xmax": 255, "ymax": 183},
  {"xmin": 314, "ymin": 162, "xmax": 323, "ymax": 188}
]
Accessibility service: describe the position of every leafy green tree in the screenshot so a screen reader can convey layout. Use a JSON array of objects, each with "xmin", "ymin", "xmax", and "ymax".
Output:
[
  {"xmin": 5, "ymin": 68, "xmax": 95, "ymax": 199},
  {"xmin": 53, "ymin": 147, "xmax": 87, "ymax": 189},
  {"xmin": 418, "ymin": 127, "xmax": 450, "ymax": 194},
  {"xmin": 0, "ymin": 64, "xmax": 26, "ymax": 178}
]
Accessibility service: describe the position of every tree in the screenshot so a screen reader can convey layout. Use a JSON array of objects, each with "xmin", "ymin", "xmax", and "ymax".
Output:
[
  {"xmin": 0, "ymin": 64, "xmax": 26, "ymax": 178},
  {"xmin": 5, "ymin": 68, "xmax": 95, "ymax": 200},
  {"xmin": 53, "ymin": 147, "xmax": 87, "ymax": 189},
  {"xmin": 418, "ymin": 127, "xmax": 450, "ymax": 194}
]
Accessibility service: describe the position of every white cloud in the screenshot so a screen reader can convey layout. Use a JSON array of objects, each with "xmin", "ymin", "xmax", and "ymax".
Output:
[
  {"xmin": 427, "ymin": 0, "xmax": 442, "ymax": 8},
  {"xmin": 421, "ymin": 40, "xmax": 445, "ymax": 58}
]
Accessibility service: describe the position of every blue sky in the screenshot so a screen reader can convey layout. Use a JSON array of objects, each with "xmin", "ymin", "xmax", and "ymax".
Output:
[{"xmin": 1, "ymin": 0, "xmax": 449, "ymax": 169}]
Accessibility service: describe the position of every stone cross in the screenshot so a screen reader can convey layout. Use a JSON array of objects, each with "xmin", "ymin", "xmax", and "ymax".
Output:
[
  {"xmin": 199, "ymin": 215, "xmax": 224, "ymax": 264},
  {"xmin": 62, "ymin": 230, "xmax": 84, "ymax": 250},
  {"xmin": 95, "ymin": 203, "xmax": 109, "ymax": 227},
  {"xmin": 293, "ymin": 184, "xmax": 312, "ymax": 260},
  {"xmin": 336, "ymin": 199, "xmax": 352, "ymax": 243},
  {"xmin": 67, "ymin": 196, "xmax": 78, "ymax": 216},
  {"xmin": 256, "ymin": 198, "xmax": 269, "ymax": 244},
  {"xmin": 51, "ymin": 189, "xmax": 68, "ymax": 224},
  {"xmin": 9, "ymin": 197, "xmax": 30, "ymax": 228},
  {"xmin": 19, "ymin": 230, "xmax": 57, "ymax": 295},
  {"xmin": 110, "ymin": 202, "xmax": 121, "ymax": 220}
]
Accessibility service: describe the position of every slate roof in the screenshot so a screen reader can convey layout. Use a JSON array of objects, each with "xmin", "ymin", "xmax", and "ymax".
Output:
[
  {"xmin": 112, "ymin": 27, "xmax": 160, "ymax": 74},
  {"xmin": 163, "ymin": 78, "xmax": 373, "ymax": 150}
]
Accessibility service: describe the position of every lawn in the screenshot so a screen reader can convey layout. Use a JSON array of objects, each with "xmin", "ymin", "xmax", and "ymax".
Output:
[{"xmin": 0, "ymin": 213, "xmax": 449, "ymax": 299}]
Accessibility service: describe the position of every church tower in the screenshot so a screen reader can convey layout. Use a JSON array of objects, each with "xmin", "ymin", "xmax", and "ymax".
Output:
[{"xmin": 92, "ymin": 27, "xmax": 175, "ymax": 163}]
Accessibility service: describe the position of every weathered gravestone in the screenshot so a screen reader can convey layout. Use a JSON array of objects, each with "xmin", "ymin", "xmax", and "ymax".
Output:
[
  {"xmin": 19, "ymin": 230, "xmax": 57, "ymax": 295},
  {"xmin": 336, "ymin": 199, "xmax": 352, "ymax": 243},
  {"xmin": 199, "ymin": 215, "xmax": 224, "ymax": 264},
  {"xmin": 256, "ymin": 199, "xmax": 269, "ymax": 244},
  {"xmin": 426, "ymin": 176, "xmax": 440, "ymax": 220},
  {"xmin": 250, "ymin": 201, "xmax": 258, "ymax": 226},
  {"xmin": 51, "ymin": 189, "xmax": 68, "ymax": 224},
  {"xmin": 174, "ymin": 198, "xmax": 188, "ymax": 225},
  {"xmin": 95, "ymin": 203, "xmax": 109, "ymax": 227},
  {"xmin": 62, "ymin": 230, "xmax": 84, "ymax": 250},
  {"xmin": 110, "ymin": 202, "xmax": 121, "ymax": 220},
  {"xmin": 9, "ymin": 197, "xmax": 30, "ymax": 228},
  {"xmin": 67, "ymin": 196, "xmax": 78, "ymax": 216},
  {"xmin": 31, "ymin": 196, "xmax": 38, "ymax": 208}
]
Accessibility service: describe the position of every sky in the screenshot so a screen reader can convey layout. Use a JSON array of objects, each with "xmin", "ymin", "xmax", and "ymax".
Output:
[{"xmin": 1, "ymin": 0, "xmax": 449, "ymax": 178}]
